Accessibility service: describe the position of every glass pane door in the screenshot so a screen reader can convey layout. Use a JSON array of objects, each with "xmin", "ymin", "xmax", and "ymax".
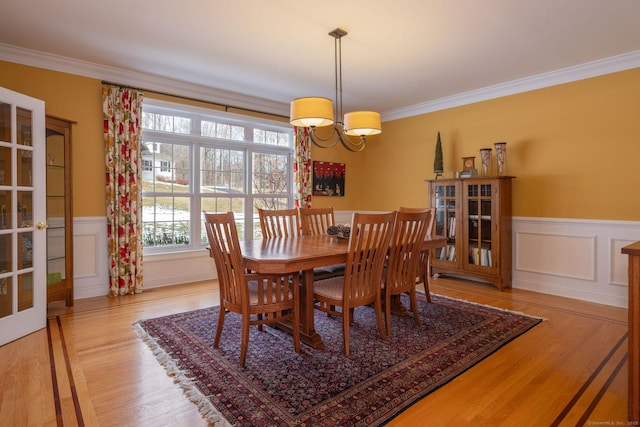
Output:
[{"xmin": 0, "ymin": 87, "xmax": 46, "ymax": 346}]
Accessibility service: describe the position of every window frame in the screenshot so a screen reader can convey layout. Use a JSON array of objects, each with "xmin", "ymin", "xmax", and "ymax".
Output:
[{"xmin": 141, "ymin": 99, "xmax": 294, "ymax": 254}]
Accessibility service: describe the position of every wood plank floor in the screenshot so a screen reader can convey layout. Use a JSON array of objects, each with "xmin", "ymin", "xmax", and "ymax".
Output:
[{"xmin": 0, "ymin": 276, "xmax": 630, "ymax": 426}]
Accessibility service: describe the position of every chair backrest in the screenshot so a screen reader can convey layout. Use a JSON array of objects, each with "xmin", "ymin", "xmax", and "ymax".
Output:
[
  {"xmin": 258, "ymin": 208, "xmax": 301, "ymax": 238},
  {"xmin": 386, "ymin": 210, "xmax": 432, "ymax": 292},
  {"xmin": 203, "ymin": 212, "xmax": 246, "ymax": 307},
  {"xmin": 299, "ymin": 207, "xmax": 335, "ymax": 236},
  {"xmin": 399, "ymin": 206, "xmax": 436, "ymax": 238},
  {"xmin": 343, "ymin": 211, "xmax": 397, "ymax": 305}
]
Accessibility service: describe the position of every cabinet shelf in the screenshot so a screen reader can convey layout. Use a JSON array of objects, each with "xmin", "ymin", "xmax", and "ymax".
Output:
[{"xmin": 468, "ymin": 214, "xmax": 492, "ymax": 220}]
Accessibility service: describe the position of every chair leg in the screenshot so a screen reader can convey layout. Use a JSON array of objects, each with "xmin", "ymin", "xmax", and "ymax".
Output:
[
  {"xmin": 213, "ymin": 306, "xmax": 226, "ymax": 348},
  {"xmin": 424, "ymin": 255, "xmax": 432, "ymax": 303},
  {"xmin": 374, "ymin": 297, "xmax": 387, "ymax": 340},
  {"xmin": 424, "ymin": 283, "xmax": 432, "ymax": 302},
  {"xmin": 343, "ymin": 310, "xmax": 351, "ymax": 356},
  {"xmin": 292, "ymin": 308, "xmax": 301, "ymax": 354},
  {"xmin": 384, "ymin": 290, "xmax": 392, "ymax": 336},
  {"xmin": 408, "ymin": 288, "xmax": 421, "ymax": 326},
  {"xmin": 239, "ymin": 318, "xmax": 250, "ymax": 368}
]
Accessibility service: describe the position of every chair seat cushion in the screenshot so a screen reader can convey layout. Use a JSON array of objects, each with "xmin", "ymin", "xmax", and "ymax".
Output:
[
  {"xmin": 312, "ymin": 263, "xmax": 346, "ymax": 280},
  {"xmin": 313, "ymin": 276, "xmax": 345, "ymax": 300}
]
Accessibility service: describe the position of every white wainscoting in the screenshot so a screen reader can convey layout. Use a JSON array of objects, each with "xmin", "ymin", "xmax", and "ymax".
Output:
[
  {"xmin": 141, "ymin": 249, "xmax": 214, "ymax": 289},
  {"xmin": 73, "ymin": 217, "xmax": 109, "ymax": 299},
  {"xmin": 73, "ymin": 217, "xmax": 216, "ymax": 299},
  {"xmin": 72, "ymin": 215, "xmax": 640, "ymax": 307},
  {"xmin": 513, "ymin": 217, "xmax": 640, "ymax": 308}
]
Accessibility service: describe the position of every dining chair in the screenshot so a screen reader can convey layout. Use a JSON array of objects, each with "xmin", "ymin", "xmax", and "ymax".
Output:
[
  {"xmin": 203, "ymin": 211, "xmax": 300, "ymax": 367},
  {"xmin": 299, "ymin": 207, "xmax": 346, "ymax": 280},
  {"xmin": 258, "ymin": 208, "xmax": 301, "ymax": 238},
  {"xmin": 313, "ymin": 211, "xmax": 397, "ymax": 356},
  {"xmin": 399, "ymin": 206, "xmax": 437, "ymax": 302},
  {"xmin": 383, "ymin": 209, "xmax": 432, "ymax": 335},
  {"xmin": 299, "ymin": 207, "xmax": 335, "ymax": 236}
]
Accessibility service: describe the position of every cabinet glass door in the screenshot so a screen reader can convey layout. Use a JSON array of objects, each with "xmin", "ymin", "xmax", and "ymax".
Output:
[
  {"xmin": 46, "ymin": 128, "xmax": 66, "ymax": 291},
  {"xmin": 465, "ymin": 181, "xmax": 495, "ymax": 270},
  {"xmin": 432, "ymin": 181, "xmax": 459, "ymax": 265},
  {"xmin": 45, "ymin": 116, "xmax": 73, "ymax": 306}
]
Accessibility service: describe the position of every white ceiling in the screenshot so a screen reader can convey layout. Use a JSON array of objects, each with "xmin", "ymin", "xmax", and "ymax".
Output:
[{"xmin": 1, "ymin": 0, "xmax": 639, "ymax": 119}]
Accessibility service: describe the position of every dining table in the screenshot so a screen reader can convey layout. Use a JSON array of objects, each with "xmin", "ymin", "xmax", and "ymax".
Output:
[{"xmin": 239, "ymin": 233, "xmax": 446, "ymax": 349}]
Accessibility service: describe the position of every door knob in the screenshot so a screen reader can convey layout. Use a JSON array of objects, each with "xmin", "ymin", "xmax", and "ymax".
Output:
[{"xmin": 36, "ymin": 221, "xmax": 49, "ymax": 230}]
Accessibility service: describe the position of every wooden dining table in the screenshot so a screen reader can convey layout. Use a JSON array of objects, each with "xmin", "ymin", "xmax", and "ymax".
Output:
[{"xmin": 240, "ymin": 234, "xmax": 446, "ymax": 349}]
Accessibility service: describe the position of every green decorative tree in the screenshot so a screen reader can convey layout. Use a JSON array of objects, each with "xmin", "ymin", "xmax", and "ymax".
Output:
[{"xmin": 434, "ymin": 131, "xmax": 443, "ymax": 179}]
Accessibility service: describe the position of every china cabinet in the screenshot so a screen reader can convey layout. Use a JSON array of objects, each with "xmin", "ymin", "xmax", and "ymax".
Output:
[
  {"xmin": 45, "ymin": 116, "xmax": 73, "ymax": 306},
  {"xmin": 428, "ymin": 177, "xmax": 514, "ymax": 290}
]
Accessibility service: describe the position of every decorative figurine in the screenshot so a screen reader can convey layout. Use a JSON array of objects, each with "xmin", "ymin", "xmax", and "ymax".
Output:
[{"xmin": 434, "ymin": 131, "xmax": 443, "ymax": 179}]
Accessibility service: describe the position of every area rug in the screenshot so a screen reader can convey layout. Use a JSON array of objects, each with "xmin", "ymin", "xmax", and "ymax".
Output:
[{"xmin": 134, "ymin": 294, "xmax": 542, "ymax": 426}]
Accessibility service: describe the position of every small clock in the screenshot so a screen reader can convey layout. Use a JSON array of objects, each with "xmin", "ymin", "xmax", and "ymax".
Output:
[{"xmin": 462, "ymin": 156, "xmax": 475, "ymax": 172}]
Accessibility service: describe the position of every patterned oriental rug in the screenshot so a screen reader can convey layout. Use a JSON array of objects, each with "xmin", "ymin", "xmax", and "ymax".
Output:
[{"xmin": 134, "ymin": 294, "xmax": 542, "ymax": 426}]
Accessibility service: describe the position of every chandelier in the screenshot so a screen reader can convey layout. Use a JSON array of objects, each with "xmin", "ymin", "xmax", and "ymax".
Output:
[{"xmin": 289, "ymin": 28, "xmax": 381, "ymax": 152}]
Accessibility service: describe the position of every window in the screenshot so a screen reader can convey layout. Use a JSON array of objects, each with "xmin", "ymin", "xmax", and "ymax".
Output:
[{"xmin": 141, "ymin": 100, "xmax": 293, "ymax": 252}]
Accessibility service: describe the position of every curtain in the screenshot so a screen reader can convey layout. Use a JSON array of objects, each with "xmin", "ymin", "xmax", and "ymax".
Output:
[
  {"xmin": 103, "ymin": 85, "xmax": 144, "ymax": 296},
  {"xmin": 293, "ymin": 127, "xmax": 312, "ymax": 208}
]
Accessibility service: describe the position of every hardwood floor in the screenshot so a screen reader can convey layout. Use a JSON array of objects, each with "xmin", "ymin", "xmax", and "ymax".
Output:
[{"xmin": 0, "ymin": 277, "xmax": 629, "ymax": 426}]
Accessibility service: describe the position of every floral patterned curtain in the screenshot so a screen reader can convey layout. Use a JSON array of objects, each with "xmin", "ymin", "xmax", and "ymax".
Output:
[
  {"xmin": 102, "ymin": 85, "xmax": 144, "ymax": 295},
  {"xmin": 294, "ymin": 127, "xmax": 312, "ymax": 208}
]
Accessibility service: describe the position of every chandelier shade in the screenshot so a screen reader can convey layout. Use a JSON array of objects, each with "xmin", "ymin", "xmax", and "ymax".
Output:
[
  {"xmin": 344, "ymin": 111, "xmax": 382, "ymax": 136},
  {"xmin": 289, "ymin": 28, "xmax": 380, "ymax": 152},
  {"xmin": 290, "ymin": 97, "xmax": 334, "ymax": 128}
]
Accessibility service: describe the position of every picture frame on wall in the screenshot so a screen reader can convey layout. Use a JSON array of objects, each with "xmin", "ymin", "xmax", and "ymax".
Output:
[{"xmin": 312, "ymin": 161, "xmax": 345, "ymax": 197}]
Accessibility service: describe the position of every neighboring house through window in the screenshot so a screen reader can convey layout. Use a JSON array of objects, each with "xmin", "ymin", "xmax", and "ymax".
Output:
[
  {"xmin": 141, "ymin": 99, "xmax": 294, "ymax": 252},
  {"xmin": 142, "ymin": 159, "xmax": 153, "ymax": 172}
]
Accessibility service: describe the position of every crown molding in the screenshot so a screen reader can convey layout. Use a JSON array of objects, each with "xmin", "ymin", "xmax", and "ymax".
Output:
[
  {"xmin": 2, "ymin": 43, "xmax": 638, "ymax": 123},
  {"xmin": 0, "ymin": 43, "xmax": 290, "ymax": 117},
  {"xmin": 382, "ymin": 50, "xmax": 640, "ymax": 122}
]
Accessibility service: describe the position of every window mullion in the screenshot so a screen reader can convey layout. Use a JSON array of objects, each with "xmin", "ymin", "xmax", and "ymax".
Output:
[{"xmin": 191, "ymin": 142, "xmax": 200, "ymax": 247}]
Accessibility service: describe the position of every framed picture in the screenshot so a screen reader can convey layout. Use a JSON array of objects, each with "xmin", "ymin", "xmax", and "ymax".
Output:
[{"xmin": 313, "ymin": 161, "xmax": 345, "ymax": 197}]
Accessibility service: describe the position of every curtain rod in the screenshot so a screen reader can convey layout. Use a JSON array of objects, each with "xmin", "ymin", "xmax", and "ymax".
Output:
[{"xmin": 101, "ymin": 80, "xmax": 289, "ymax": 120}]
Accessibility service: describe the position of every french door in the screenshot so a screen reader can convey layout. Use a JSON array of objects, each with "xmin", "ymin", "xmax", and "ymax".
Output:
[{"xmin": 0, "ymin": 86, "xmax": 47, "ymax": 346}]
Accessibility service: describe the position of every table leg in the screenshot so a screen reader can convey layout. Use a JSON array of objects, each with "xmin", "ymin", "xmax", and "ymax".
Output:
[
  {"xmin": 388, "ymin": 295, "xmax": 409, "ymax": 316},
  {"xmin": 299, "ymin": 269, "xmax": 324, "ymax": 348},
  {"xmin": 387, "ymin": 253, "xmax": 432, "ymax": 316},
  {"xmin": 275, "ymin": 270, "xmax": 324, "ymax": 349}
]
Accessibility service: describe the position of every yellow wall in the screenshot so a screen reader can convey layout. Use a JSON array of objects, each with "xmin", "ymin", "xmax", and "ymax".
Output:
[
  {"xmin": 2, "ymin": 60, "xmax": 638, "ymax": 221},
  {"xmin": 341, "ymin": 68, "xmax": 640, "ymax": 221},
  {"xmin": 1, "ymin": 61, "xmax": 104, "ymax": 217}
]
